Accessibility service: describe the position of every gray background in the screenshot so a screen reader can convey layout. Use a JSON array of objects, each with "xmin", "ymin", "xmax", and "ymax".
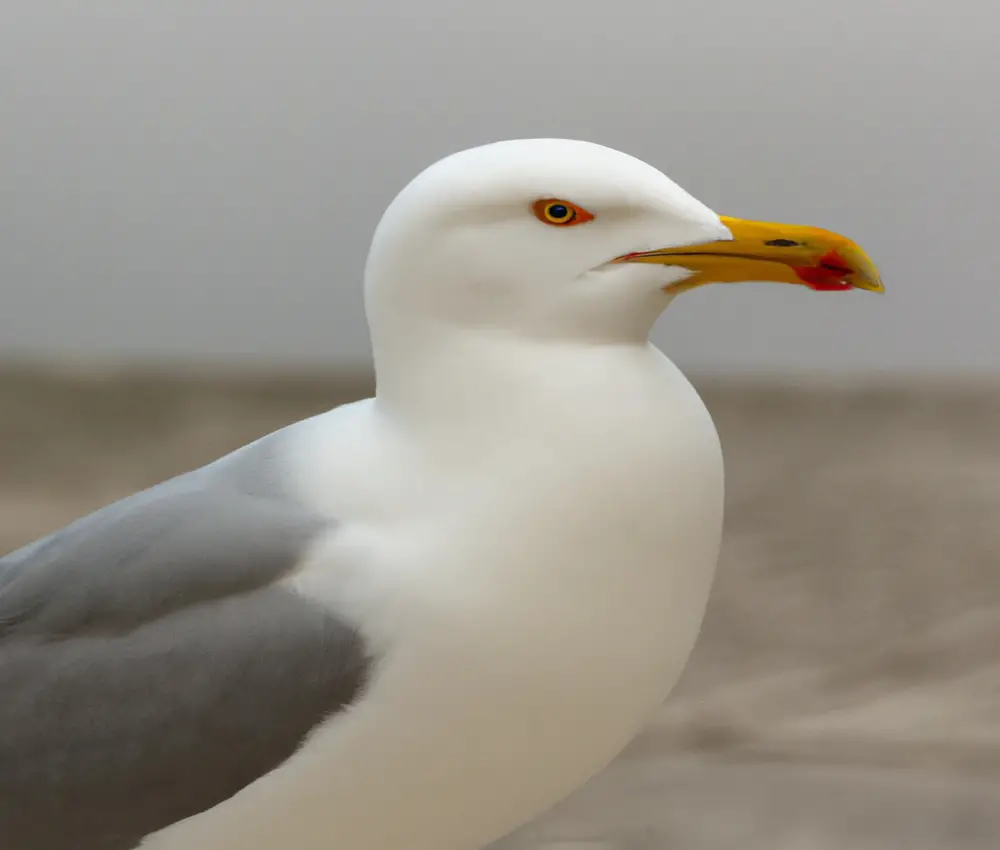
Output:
[{"xmin": 2, "ymin": 0, "xmax": 997, "ymax": 376}]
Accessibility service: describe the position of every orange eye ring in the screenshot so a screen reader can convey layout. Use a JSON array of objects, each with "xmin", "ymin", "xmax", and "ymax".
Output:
[{"xmin": 532, "ymin": 199, "xmax": 595, "ymax": 227}]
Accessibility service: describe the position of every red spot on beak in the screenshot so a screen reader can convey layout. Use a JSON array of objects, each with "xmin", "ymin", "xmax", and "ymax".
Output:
[{"xmin": 792, "ymin": 249, "xmax": 855, "ymax": 291}]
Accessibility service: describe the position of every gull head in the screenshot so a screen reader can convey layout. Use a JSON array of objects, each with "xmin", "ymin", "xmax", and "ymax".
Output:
[{"xmin": 364, "ymin": 138, "xmax": 883, "ymax": 348}]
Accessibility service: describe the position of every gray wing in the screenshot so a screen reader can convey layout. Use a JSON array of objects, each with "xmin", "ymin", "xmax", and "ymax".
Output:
[{"xmin": 0, "ymin": 430, "xmax": 371, "ymax": 850}]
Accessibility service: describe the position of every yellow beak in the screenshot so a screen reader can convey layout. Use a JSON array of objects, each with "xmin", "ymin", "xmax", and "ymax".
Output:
[{"xmin": 613, "ymin": 216, "xmax": 884, "ymax": 294}]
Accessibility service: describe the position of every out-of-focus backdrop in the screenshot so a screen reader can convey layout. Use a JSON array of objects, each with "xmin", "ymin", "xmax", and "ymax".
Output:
[{"xmin": 2, "ymin": 2, "xmax": 998, "ymax": 848}]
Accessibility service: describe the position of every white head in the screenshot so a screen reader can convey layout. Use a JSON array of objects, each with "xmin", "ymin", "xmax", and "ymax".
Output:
[
  {"xmin": 365, "ymin": 139, "xmax": 732, "ymax": 346},
  {"xmin": 363, "ymin": 139, "xmax": 882, "ymax": 394}
]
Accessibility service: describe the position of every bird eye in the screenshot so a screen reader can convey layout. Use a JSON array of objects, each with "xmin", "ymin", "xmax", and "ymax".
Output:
[{"xmin": 532, "ymin": 199, "xmax": 595, "ymax": 227}]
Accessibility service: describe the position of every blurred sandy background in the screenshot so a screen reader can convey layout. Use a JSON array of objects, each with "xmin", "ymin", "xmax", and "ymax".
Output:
[{"xmin": 2, "ymin": 364, "xmax": 997, "ymax": 849}]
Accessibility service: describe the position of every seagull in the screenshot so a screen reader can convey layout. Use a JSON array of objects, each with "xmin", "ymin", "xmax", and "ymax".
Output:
[{"xmin": 0, "ymin": 138, "xmax": 883, "ymax": 850}]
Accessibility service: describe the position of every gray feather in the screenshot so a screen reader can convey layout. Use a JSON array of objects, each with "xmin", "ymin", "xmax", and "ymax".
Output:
[{"xmin": 0, "ymin": 428, "xmax": 372, "ymax": 850}]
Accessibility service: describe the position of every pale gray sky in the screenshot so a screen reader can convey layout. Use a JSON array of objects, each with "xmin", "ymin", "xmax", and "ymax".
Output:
[{"xmin": 2, "ymin": 0, "xmax": 997, "ymax": 376}]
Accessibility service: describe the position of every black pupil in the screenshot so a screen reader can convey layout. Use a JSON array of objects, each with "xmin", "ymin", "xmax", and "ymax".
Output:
[{"xmin": 548, "ymin": 204, "xmax": 570, "ymax": 219}]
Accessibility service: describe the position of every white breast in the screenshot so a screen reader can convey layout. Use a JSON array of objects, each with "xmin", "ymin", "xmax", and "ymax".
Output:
[{"xmin": 142, "ymin": 344, "xmax": 723, "ymax": 850}]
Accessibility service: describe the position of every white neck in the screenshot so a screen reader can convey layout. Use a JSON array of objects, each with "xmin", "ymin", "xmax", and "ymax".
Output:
[
  {"xmin": 364, "ymin": 266, "xmax": 679, "ymax": 434},
  {"xmin": 370, "ymin": 331, "xmax": 656, "ymax": 438}
]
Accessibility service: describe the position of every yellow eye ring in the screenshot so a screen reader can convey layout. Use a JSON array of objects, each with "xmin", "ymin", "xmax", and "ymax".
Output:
[
  {"xmin": 542, "ymin": 202, "xmax": 575, "ymax": 224},
  {"xmin": 532, "ymin": 199, "xmax": 595, "ymax": 227}
]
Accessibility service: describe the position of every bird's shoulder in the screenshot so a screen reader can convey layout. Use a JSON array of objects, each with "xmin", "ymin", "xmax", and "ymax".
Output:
[
  {"xmin": 0, "ymin": 422, "xmax": 374, "ymax": 850},
  {"xmin": 0, "ymin": 424, "xmax": 328, "ymax": 637}
]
